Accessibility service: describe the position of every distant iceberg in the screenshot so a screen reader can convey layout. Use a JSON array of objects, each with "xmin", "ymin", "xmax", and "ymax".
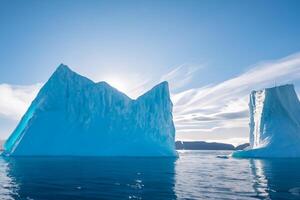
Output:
[
  {"xmin": 3, "ymin": 64, "xmax": 177, "ymax": 156},
  {"xmin": 232, "ymin": 84, "xmax": 300, "ymax": 158}
]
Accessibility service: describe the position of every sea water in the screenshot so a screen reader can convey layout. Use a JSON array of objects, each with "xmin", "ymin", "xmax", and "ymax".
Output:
[{"xmin": 0, "ymin": 150, "xmax": 300, "ymax": 200}]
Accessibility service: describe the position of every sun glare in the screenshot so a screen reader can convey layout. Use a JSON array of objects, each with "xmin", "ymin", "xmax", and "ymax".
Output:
[{"xmin": 104, "ymin": 76, "xmax": 130, "ymax": 94}]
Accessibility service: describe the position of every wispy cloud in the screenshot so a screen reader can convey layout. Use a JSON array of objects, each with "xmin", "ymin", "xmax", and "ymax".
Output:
[
  {"xmin": 0, "ymin": 53, "xmax": 299, "ymax": 144},
  {"xmin": 120, "ymin": 63, "xmax": 204, "ymax": 98},
  {"xmin": 159, "ymin": 64, "xmax": 203, "ymax": 92},
  {"xmin": 172, "ymin": 53, "xmax": 300, "ymax": 144},
  {"xmin": 0, "ymin": 83, "xmax": 42, "ymax": 120}
]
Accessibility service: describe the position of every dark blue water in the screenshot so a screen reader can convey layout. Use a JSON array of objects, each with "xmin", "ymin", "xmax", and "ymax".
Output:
[{"xmin": 1, "ymin": 151, "xmax": 300, "ymax": 200}]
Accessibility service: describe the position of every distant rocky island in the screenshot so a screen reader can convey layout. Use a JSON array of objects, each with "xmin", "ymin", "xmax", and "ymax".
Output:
[
  {"xmin": 0, "ymin": 139, "xmax": 248, "ymax": 152},
  {"xmin": 235, "ymin": 143, "xmax": 250, "ymax": 150},
  {"xmin": 176, "ymin": 141, "xmax": 249, "ymax": 150}
]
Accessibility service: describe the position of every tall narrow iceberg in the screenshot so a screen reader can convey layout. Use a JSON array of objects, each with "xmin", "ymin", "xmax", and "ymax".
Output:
[
  {"xmin": 233, "ymin": 84, "xmax": 300, "ymax": 158},
  {"xmin": 3, "ymin": 64, "xmax": 177, "ymax": 156}
]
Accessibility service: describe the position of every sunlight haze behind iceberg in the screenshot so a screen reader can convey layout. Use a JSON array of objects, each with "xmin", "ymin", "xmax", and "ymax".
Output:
[{"xmin": 3, "ymin": 64, "xmax": 176, "ymax": 156}]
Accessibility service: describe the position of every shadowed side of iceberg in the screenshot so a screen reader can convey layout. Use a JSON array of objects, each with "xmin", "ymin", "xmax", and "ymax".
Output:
[
  {"xmin": 232, "ymin": 84, "xmax": 300, "ymax": 158},
  {"xmin": 3, "ymin": 64, "xmax": 177, "ymax": 157}
]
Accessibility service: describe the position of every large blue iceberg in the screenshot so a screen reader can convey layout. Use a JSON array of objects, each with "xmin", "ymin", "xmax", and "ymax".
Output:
[
  {"xmin": 3, "ymin": 64, "xmax": 177, "ymax": 156},
  {"xmin": 232, "ymin": 84, "xmax": 300, "ymax": 158}
]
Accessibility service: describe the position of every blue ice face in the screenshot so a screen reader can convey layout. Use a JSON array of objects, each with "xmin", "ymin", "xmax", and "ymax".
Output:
[
  {"xmin": 232, "ymin": 84, "xmax": 300, "ymax": 158},
  {"xmin": 3, "ymin": 65, "xmax": 177, "ymax": 157},
  {"xmin": 4, "ymin": 104, "xmax": 36, "ymax": 154}
]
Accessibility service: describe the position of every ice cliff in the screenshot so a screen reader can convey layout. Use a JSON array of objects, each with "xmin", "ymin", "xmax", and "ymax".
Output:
[
  {"xmin": 3, "ymin": 64, "xmax": 176, "ymax": 156},
  {"xmin": 232, "ymin": 84, "xmax": 300, "ymax": 158}
]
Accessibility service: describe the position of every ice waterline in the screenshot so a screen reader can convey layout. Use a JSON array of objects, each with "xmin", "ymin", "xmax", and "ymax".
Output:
[
  {"xmin": 232, "ymin": 84, "xmax": 300, "ymax": 158},
  {"xmin": 3, "ymin": 65, "xmax": 176, "ymax": 157},
  {"xmin": 3, "ymin": 65, "xmax": 300, "ymax": 158}
]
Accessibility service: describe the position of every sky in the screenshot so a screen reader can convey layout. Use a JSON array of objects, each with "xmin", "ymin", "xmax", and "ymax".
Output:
[{"xmin": 0, "ymin": 0, "xmax": 300, "ymax": 145}]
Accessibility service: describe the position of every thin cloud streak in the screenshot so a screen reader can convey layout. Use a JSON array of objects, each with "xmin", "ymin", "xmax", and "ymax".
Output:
[
  {"xmin": 127, "ymin": 63, "xmax": 204, "ymax": 98},
  {"xmin": 0, "ymin": 53, "xmax": 299, "ymax": 145},
  {"xmin": 172, "ymin": 52, "xmax": 300, "ymax": 144},
  {"xmin": 159, "ymin": 64, "xmax": 203, "ymax": 92}
]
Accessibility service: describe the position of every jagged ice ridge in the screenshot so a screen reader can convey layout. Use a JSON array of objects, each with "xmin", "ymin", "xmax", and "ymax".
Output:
[{"xmin": 3, "ymin": 64, "xmax": 176, "ymax": 156}]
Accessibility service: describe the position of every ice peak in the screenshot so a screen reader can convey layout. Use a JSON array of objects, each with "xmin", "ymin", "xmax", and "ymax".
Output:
[
  {"xmin": 48, "ymin": 64, "xmax": 93, "ymax": 87},
  {"xmin": 3, "ymin": 64, "xmax": 176, "ymax": 156},
  {"xmin": 269, "ymin": 84, "xmax": 295, "ymax": 92},
  {"xmin": 137, "ymin": 81, "xmax": 170, "ymax": 101},
  {"xmin": 154, "ymin": 81, "xmax": 169, "ymax": 91},
  {"xmin": 56, "ymin": 63, "xmax": 73, "ymax": 73},
  {"xmin": 253, "ymin": 84, "xmax": 294, "ymax": 93},
  {"xmin": 251, "ymin": 84, "xmax": 298, "ymax": 104},
  {"xmin": 49, "ymin": 65, "xmax": 170, "ymax": 101},
  {"xmin": 51, "ymin": 64, "xmax": 76, "ymax": 80}
]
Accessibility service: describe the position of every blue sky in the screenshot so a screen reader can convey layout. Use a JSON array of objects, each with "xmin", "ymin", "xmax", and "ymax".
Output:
[{"xmin": 1, "ymin": 0, "xmax": 300, "ymax": 144}]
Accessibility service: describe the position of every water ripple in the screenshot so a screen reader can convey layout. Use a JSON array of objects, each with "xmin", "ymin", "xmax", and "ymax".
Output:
[{"xmin": 0, "ymin": 151, "xmax": 300, "ymax": 199}]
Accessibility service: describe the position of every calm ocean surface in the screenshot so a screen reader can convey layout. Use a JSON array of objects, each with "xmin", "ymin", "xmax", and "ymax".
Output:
[{"xmin": 0, "ymin": 150, "xmax": 300, "ymax": 200}]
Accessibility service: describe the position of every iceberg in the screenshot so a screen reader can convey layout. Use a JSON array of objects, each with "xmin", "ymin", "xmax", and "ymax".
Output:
[
  {"xmin": 3, "ymin": 64, "xmax": 177, "ymax": 156},
  {"xmin": 232, "ymin": 84, "xmax": 300, "ymax": 158}
]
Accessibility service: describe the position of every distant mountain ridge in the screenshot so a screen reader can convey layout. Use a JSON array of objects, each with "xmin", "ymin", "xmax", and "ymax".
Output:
[
  {"xmin": 176, "ymin": 141, "xmax": 249, "ymax": 150},
  {"xmin": 235, "ymin": 143, "xmax": 250, "ymax": 150},
  {"xmin": 0, "ymin": 139, "xmax": 249, "ymax": 152}
]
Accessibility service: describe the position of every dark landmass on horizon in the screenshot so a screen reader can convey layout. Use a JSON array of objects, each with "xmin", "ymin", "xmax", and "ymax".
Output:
[
  {"xmin": 235, "ymin": 143, "xmax": 250, "ymax": 150},
  {"xmin": 176, "ymin": 141, "xmax": 249, "ymax": 150},
  {"xmin": 0, "ymin": 140, "xmax": 250, "ymax": 151}
]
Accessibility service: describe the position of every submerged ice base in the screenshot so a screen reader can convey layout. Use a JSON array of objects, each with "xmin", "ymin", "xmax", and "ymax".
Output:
[
  {"xmin": 232, "ymin": 84, "xmax": 300, "ymax": 158},
  {"xmin": 3, "ymin": 65, "xmax": 177, "ymax": 156}
]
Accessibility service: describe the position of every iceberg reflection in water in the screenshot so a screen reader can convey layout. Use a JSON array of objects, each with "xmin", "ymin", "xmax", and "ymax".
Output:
[
  {"xmin": 1, "ymin": 151, "xmax": 300, "ymax": 199},
  {"xmin": 250, "ymin": 159, "xmax": 300, "ymax": 199},
  {"xmin": 0, "ymin": 157, "xmax": 177, "ymax": 200}
]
